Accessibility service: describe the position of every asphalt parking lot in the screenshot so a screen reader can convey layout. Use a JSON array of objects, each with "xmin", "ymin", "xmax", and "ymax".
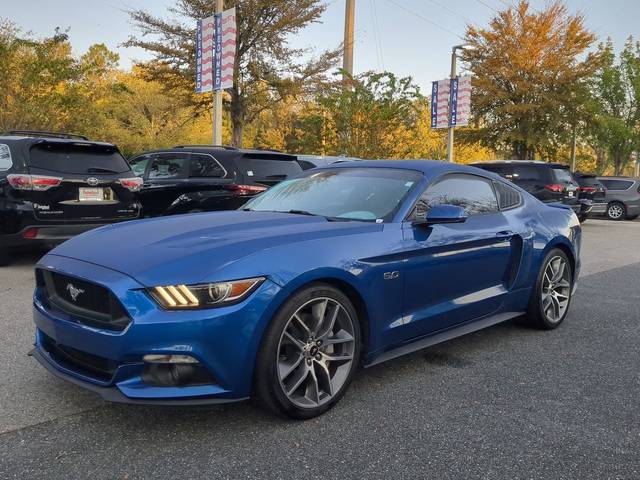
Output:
[{"xmin": 1, "ymin": 218, "xmax": 639, "ymax": 479}]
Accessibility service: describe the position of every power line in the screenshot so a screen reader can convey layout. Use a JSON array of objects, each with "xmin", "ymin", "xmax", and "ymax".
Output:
[
  {"xmin": 384, "ymin": 0, "xmax": 465, "ymax": 40},
  {"xmin": 426, "ymin": 0, "xmax": 472, "ymax": 24},
  {"xmin": 475, "ymin": 0, "xmax": 499, "ymax": 13},
  {"xmin": 370, "ymin": 0, "xmax": 385, "ymax": 70}
]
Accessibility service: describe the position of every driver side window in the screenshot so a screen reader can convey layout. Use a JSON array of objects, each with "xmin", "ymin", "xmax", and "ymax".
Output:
[{"xmin": 413, "ymin": 174, "xmax": 499, "ymax": 219}]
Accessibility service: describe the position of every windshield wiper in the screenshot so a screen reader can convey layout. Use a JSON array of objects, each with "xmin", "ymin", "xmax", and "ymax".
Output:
[{"xmin": 86, "ymin": 167, "xmax": 119, "ymax": 174}]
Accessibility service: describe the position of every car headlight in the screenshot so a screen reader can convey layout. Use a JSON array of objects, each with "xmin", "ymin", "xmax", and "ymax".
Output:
[{"xmin": 148, "ymin": 277, "xmax": 265, "ymax": 310}]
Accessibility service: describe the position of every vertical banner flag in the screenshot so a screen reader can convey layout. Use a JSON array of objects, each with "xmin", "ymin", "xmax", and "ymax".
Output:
[
  {"xmin": 454, "ymin": 76, "xmax": 472, "ymax": 127},
  {"xmin": 196, "ymin": 8, "xmax": 236, "ymax": 93},
  {"xmin": 217, "ymin": 7, "xmax": 236, "ymax": 90},
  {"xmin": 430, "ymin": 79, "xmax": 451, "ymax": 129},
  {"xmin": 448, "ymin": 76, "xmax": 459, "ymax": 127},
  {"xmin": 196, "ymin": 15, "xmax": 216, "ymax": 93}
]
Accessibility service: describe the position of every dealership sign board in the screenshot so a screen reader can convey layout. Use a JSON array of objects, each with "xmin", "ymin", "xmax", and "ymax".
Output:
[{"xmin": 196, "ymin": 8, "xmax": 236, "ymax": 93}]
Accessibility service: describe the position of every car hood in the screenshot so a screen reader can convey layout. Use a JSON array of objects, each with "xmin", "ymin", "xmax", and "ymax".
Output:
[{"xmin": 49, "ymin": 211, "xmax": 381, "ymax": 286}]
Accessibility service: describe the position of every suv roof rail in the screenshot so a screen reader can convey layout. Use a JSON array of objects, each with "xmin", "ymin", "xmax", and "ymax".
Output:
[
  {"xmin": 4, "ymin": 130, "xmax": 90, "ymax": 141},
  {"xmin": 173, "ymin": 144, "xmax": 239, "ymax": 150}
]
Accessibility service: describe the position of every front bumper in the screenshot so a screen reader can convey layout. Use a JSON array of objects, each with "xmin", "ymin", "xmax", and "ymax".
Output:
[{"xmin": 32, "ymin": 255, "xmax": 282, "ymax": 404}]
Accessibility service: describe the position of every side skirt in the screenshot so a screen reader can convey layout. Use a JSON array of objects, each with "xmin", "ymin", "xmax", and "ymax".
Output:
[{"xmin": 364, "ymin": 310, "xmax": 524, "ymax": 367}]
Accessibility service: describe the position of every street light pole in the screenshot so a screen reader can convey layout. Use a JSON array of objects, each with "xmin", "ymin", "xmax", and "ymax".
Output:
[{"xmin": 446, "ymin": 44, "xmax": 475, "ymax": 163}]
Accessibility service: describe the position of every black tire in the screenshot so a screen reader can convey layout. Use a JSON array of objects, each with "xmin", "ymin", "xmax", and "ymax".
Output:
[
  {"xmin": 577, "ymin": 214, "xmax": 588, "ymax": 223},
  {"xmin": 253, "ymin": 283, "xmax": 361, "ymax": 419},
  {"xmin": 0, "ymin": 248, "xmax": 9, "ymax": 267},
  {"xmin": 525, "ymin": 248, "xmax": 573, "ymax": 330},
  {"xmin": 606, "ymin": 202, "xmax": 626, "ymax": 221}
]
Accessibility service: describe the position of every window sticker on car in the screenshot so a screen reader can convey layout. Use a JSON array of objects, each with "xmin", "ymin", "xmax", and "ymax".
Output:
[
  {"xmin": 247, "ymin": 170, "xmax": 254, "ymax": 176},
  {"xmin": 405, "ymin": 181, "xmax": 414, "ymax": 187},
  {"xmin": 0, "ymin": 144, "xmax": 12, "ymax": 171}
]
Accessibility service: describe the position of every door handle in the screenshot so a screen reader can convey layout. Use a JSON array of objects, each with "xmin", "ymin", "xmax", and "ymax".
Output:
[{"xmin": 496, "ymin": 230, "xmax": 514, "ymax": 240}]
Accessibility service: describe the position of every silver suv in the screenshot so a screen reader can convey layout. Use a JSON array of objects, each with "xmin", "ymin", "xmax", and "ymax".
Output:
[{"xmin": 597, "ymin": 177, "xmax": 640, "ymax": 220}]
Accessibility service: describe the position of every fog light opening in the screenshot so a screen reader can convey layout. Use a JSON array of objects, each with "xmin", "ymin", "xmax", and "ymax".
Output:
[{"xmin": 141, "ymin": 355, "xmax": 216, "ymax": 387}]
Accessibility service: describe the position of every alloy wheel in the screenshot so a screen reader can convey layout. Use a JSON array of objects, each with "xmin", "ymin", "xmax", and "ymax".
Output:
[
  {"xmin": 608, "ymin": 204, "xmax": 624, "ymax": 220},
  {"xmin": 276, "ymin": 297, "xmax": 356, "ymax": 408},
  {"xmin": 541, "ymin": 256, "xmax": 571, "ymax": 323}
]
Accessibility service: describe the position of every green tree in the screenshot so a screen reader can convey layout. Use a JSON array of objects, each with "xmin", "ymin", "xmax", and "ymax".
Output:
[
  {"xmin": 463, "ymin": 0, "xmax": 599, "ymax": 160},
  {"xmin": 586, "ymin": 37, "xmax": 640, "ymax": 175},
  {"xmin": 125, "ymin": 0, "xmax": 340, "ymax": 147}
]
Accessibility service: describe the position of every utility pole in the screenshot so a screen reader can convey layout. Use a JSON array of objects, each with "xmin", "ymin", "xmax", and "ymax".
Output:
[
  {"xmin": 212, "ymin": 0, "xmax": 224, "ymax": 145},
  {"xmin": 343, "ymin": 0, "xmax": 355, "ymax": 80},
  {"xmin": 570, "ymin": 123, "xmax": 577, "ymax": 171}
]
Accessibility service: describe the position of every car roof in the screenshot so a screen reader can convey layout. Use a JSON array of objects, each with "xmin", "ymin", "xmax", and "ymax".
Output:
[
  {"xmin": 135, "ymin": 146, "xmax": 297, "ymax": 161},
  {"xmin": 0, "ymin": 135, "xmax": 116, "ymax": 149},
  {"xmin": 472, "ymin": 160, "xmax": 570, "ymax": 168},
  {"xmin": 318, "ymin": 159, "xmax": 500, "ymax": 183}
]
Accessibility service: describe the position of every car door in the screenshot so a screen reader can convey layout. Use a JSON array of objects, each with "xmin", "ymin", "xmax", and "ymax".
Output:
[
  {"xmin": 134, "ymin": 152, "xmax": 189, "ymax": 217},
  {"xmin": 398, "ymin": 173, "xmax": 517, "ymax": 341}
]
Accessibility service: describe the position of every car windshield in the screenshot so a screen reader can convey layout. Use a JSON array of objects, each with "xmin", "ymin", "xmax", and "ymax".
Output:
[{"xmin": 243, "ymin": 167, "xmax": 422, "ymax": 222}]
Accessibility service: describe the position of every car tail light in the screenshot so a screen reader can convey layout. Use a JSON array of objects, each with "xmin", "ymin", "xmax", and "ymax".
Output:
[
  {"xmin": 224, "ymin": 184, "xmax": 268, "ymax": 196},
  {"xmin": 544, "ymin": 184, "xmax": 565, "ymax": 193},
  {"xmin": 7, "ymin": 174, "xmax": 62, "ymax": 191},
  {"xmin": 118, "ymin": 177, "xmax": 143, "ymax": 192},
  {"xmin": 23, "ymin": 227, "xmax": 39, "ymax": 239},
  {"xmin": 578, "ymin": 186, "xmax": 597, "ymax": 193}
]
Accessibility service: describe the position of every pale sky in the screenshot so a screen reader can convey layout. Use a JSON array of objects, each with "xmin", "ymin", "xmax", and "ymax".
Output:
[{"xmin": 2, "ymin": 0, "xmax": 638, "ymax": 94}]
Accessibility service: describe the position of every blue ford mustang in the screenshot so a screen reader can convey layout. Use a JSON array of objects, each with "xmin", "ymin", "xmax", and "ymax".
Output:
[{"xmin": 32, "ymin": 161, "xmax": 581, "ymax": 418}]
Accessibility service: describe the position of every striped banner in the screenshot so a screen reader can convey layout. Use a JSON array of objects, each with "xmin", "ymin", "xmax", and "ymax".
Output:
[
  {"xmin": 454, "ymin": 76, "xmax": 472, "ymax": 127},
  {"xmin": 195, "ymin": 15, "xmax": 216, "ymax": 93},
  {"xmin": 431, "ymin": 79, "xmax": 451, "ymax": 129},
  {"xmin": 196, "ymin": 8, "xmax": 236, "ymax": 93}
]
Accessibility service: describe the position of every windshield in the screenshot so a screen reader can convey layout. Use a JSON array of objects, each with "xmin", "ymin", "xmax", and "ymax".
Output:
[
  {"xmin": 29, "ymin": 143, "xmax": 130, "ymax": 174},
  {"xmin": 243, "ymin": 167, "xmax": 422, "ymax": 222}
]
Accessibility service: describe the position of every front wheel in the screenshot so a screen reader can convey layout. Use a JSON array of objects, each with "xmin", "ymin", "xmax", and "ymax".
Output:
[
  {"xmin": 253, "ymin": 284, "xmax": 361, "ymax": 419},
  {"xmin": 525, "ymin": 249, "xmax": 573, "ymax": 330},
  {"xmin": 606, "ymin": 202, "xmax": 626, "ymax": 221}
]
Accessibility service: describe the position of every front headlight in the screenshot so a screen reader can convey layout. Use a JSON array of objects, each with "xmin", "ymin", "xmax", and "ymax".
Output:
[{"xmin": 148, "ymin": 277, "xmax": 265, "ymax": 310}]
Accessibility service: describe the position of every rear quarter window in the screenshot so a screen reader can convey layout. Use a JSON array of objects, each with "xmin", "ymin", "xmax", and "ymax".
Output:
[
  {"xmin": 241, "ymin": 156, "xmax": 303, "ymax": 182},
  {"xmin": 0, "ymin": 144, "xmax": 12, "ymax": 171},
  {"xmin": 600, "ymin": 179, "xmax": 634, "ymax": 191}
]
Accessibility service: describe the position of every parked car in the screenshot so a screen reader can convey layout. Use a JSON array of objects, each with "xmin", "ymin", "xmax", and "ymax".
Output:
[
  {"xmin": 32, "ymin": 160, "xmax": 581, "ymax": 419},
  {"xmin": 573, "ymin": 173, "xmax": 608, "ymax": 220},
  {"xmin": 596, "ymin": 176, "xmax": 640, "ymax": 220},
  {"xmin": 472, "ymin": 160, "xmax": 591, "ymax": 221},
  {"xmin": 296, "ymin": 155, "xmax": 361, "ymax": 170},
  {"xmin": 0, "ymin": 131, "xmax": 142, "ymax": 266},
  {"xmin": 128, "ymin": 146, "xmax": 303, "ymax": 217}
]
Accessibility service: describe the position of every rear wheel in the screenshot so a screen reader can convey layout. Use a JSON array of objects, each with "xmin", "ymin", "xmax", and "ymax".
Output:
[
  {"xmin": 606, "ymin": 202, "xmax": 626, "ymax": 220},
  {"xmin": 525, "ymin": 249, "xmax": 573, "ymax": 330},
  {"xmin": 254, "ymin": 284, "xmax": 361, "ymax": 419}
]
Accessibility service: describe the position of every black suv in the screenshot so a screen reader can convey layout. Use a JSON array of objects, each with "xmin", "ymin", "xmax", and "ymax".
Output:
[
  {"xmin": 0, "ymin": 131, "xmax": 142, "ymax": 266},
  {"xmin": 128, "ymin": 146, "xmax": 303, "ymax": 217},
  {"xmin": 573, "ymin": 173, "xmax": 607, "ymax": 218},
  {"xmin": 472, "ymin": 160, "xmax": 591, "ymax": 220}
]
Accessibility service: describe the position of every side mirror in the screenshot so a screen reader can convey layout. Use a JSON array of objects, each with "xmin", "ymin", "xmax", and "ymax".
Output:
[{"xmin": 415, "ymin": 204, "xmax": 468, "ymax": 226}]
